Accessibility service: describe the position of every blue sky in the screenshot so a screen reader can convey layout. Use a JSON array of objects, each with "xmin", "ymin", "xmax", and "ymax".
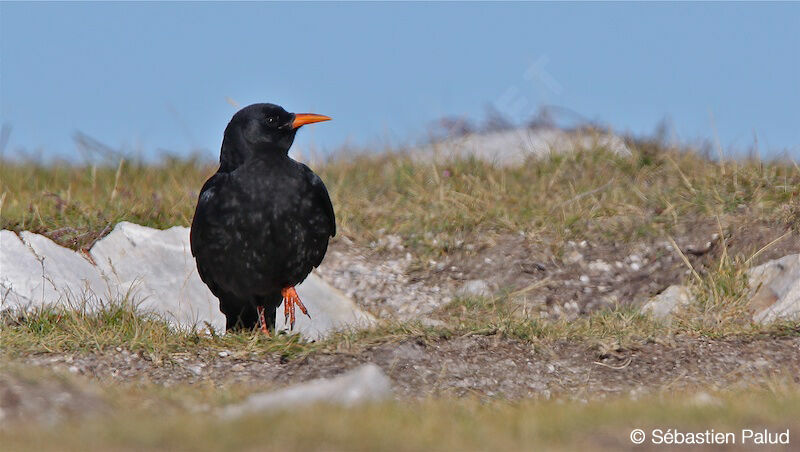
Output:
[{"xmin": 1, "ymin": 2, "xmax": 798, "ymax": 161}]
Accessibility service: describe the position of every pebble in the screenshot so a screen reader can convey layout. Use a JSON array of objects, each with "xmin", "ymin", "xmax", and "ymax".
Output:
[
  {"xmin": 565, "ymin": 250, "xmax": 584, "ymax": 264},
  {"xmin": 220, "ymin": 364, "xmax": 392, "ymax": 418},
  {"xmin": 588, "ymin": 260, "xmax": 612, "ymax": 273},
  {"xmin": 457, "ymin": 280, "xmax": 491, "ymax": 297}
]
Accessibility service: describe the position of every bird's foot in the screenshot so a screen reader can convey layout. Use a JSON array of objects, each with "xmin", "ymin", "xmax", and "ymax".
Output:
[
  {"xmin": 256, "ymin": 306, "xmax": 271, "ymax": 337},
  {"xmin": 282, "ymin": 286, "xmax": 310, "ymax": 330}
]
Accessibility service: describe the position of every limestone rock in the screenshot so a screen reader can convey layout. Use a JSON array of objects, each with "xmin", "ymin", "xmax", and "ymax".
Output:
[
  {"xmin": 641, "ymin": 285, "xmax": 693, "ymax": 320},
  {"xmin": 747, "ymin": 254, "xmax": 800, "ymax": 324},
  {"xmin": 0, "ymin": 231, "xmax": 108, "ymax": 310},
  {"xmin": 20, "ymin": 231, "xmax": 111, "ymax": 307},
  {"xmin": 1, "ymin": 222, "xmax": 374, "ymax": 340},
  {"xmin": 220, "ymin": 364, "xmax": 391, "ymax": 418},
  {"xmin": 457, "ymin": 279, "xmax": 491, "ymax": 298},
  {"xmin": 1, "ymin": 230, "xmax": 48, "ymax": 308},
  {"xmin": 90, "ymin": 222, "xmax": 225, "ymax": 332},
  {"xmin": 411, "ymin": 128, "xmax": 632, "ymax": 167}
]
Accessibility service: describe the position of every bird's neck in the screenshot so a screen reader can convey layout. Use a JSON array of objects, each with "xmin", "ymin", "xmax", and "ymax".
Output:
[{"xmin": 219, "ymin": 139, "xmax": 287, "ymax": 173}]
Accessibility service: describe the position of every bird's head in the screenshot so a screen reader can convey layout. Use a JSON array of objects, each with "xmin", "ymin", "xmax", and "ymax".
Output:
[{"xmin": 220, "ymin": 103, "xmax": 330, "ymax": 170}]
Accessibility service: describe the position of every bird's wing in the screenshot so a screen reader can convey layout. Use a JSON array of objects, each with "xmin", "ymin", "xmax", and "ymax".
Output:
[
  {"xmin": 191, "ymin": 174, "xmax": 221, "ymax": 257},
  {"xmin": 302, "ymin": 163, "xmax": 336, "ymax": 238}
]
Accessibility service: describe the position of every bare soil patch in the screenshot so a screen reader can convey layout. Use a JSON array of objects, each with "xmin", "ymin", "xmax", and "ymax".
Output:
[
  {"xmin": 8, "ymin": 334, "xmax": 800, "ymax": 405},
  {"xmin": 320, "ymin": 218, "xmax": 800, "ymax": 321}
]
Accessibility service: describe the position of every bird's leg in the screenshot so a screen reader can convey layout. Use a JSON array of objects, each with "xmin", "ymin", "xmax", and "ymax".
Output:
[
  {"xmin": 282, "ymin": 286, "xmax": 310, "ymax": 330},
  {"xmin": 256, "ymin": 306, "xmax": 271, "ymax": 337}
]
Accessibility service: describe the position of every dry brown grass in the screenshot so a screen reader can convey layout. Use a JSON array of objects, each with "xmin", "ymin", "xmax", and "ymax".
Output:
[
  {"xmin": 3, "ymin": 141, "xmax": 800, "ymax": 350},
  {"xmin": 3, "ymin": 142, "xmax": 800, "ymax": 450},
  {"xmin": 2, "ymin": 367, "xmax": 799, "ymax": 452},
  {"xmin": 3, "ymin": 140, "xmax": 799, "ymax": 255}
]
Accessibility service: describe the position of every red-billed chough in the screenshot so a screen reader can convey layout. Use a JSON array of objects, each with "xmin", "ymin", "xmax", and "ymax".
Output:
[{"xmin": 190, "ymin": 103, "xmax": 335, "ymax": 334}]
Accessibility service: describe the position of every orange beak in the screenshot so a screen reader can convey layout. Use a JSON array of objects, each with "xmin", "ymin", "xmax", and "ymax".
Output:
[{"xmin": 291, "ymin": 113, "xmax": 331, "ymax": 129}]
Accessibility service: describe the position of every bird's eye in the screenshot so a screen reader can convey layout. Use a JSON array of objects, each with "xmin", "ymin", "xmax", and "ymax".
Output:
[{"xmin": 267, "ymin": 117, "xmax": 274, "ymax": 123}]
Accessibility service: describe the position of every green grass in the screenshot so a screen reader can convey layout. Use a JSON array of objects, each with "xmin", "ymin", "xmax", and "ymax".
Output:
[{"xmin": 3, "ymin": 292, "xmax": 798, "ymax": 361}]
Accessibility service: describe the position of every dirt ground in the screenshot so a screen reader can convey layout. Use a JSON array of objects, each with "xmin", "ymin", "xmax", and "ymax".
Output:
[
  {"xmin": 4, "ymin": 217, "xmax": 800, "ymax": 424},
  {"xmin": 4, "ymin": 334, "xmax": 800, "ymax": 423},
  {"xmin": 320, "ymin": 217, "xmax": 800, "ymax": 320}
]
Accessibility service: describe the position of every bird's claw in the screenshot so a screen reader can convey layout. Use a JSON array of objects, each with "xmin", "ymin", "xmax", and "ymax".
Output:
[
  {"xmin": 282, "ymin": 286, "xmax": 310, "ymax": 331},
  {"xmin": 256, "ymin": 305, "xmax": 271, "ymax": 337}
]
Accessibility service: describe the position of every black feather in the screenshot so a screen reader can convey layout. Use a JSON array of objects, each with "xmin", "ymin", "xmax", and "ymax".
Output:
[{"xmin": 190, "ymin": 103, "xmax": 335, "ymax": 331}]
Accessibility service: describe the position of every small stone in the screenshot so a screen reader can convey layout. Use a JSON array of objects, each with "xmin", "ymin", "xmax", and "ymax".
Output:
[
  {"xmin": 564, "ymin": 250, "xmax": 584, "ymax": 265},
  {"xmin": 218, "ymin": 351, "xmax": 229, "ymax": 358},
  {"xmin": 220, "ymin": 364, "xmax": 391, "ymax": 418},
  {"xmin": 747, "ymin": 254, "xmax": 800, "ymax": 323},
  {"xmin": 419, "ymin": 318, "xmax": 445, "ymax": 327},
  {"xmin": 458, "ymin": 280, "xmax": 491, "ymax": 297},
  {"xmin": 588, "ymin": 260, "xmax": 612, "ymax": 273},
  {"xmin": 579, "ymin": 275, "xmax": 590, "ymax": 283},
  {"xmin": 690, "ymin": 392, "xmax": 721, "ymax": 407},
  {"xmin": 641, "ymin": 285, "xmax": 693, "ymax": 320}
]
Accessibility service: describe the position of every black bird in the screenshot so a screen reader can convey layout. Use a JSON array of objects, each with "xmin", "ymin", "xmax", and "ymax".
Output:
[{"xmin": 190, "ymin": 103, "xmax": 335, "ymax": 334}]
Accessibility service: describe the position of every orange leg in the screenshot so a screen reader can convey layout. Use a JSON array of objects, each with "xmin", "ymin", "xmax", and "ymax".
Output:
[
  {"xmin": 256, "ymin": 306, "xmax": 271, "ymax": 337},
  {"xmin": 282, "ymin": 286, "xmax": 311, "ymax": 330}
]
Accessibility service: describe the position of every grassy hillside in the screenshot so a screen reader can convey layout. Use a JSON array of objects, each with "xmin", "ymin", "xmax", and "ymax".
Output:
[
  {"xmin": 2, "ymin": 140, "xmax": 800, "ymax": 451},
  {"xmin": 3, "ymin": 141, "xmax": 798, "ymax": 254}
]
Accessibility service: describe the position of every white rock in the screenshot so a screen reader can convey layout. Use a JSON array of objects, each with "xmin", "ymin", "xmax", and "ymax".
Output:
[
  {"xmin": 419, "ymin": 318, "xmax": 445, "ymax": 328},
  {"xmin": 457, "ymin": 279, "xmax": 491, "ymax": 297},
  {"xmin": 90, "ymin": 222, "xmax": 226, "ymax": 332},
  {"xmin": 588, "ymin": 260, "xmax": 612, "ymax": 273},
  {"xmin": 2, "ymin": 222, "xmax": 374, "ymax": 340},
  {"xmin": 0, "ymin": 231, "xmax": 107, "ymax": 310},
  {"xmin": 220, "ymin": 364, "xmax": 391, "ymax": 418},
  {"xmin": 92, "ymin": 222, "xmax": 374, "ymax": 338},
  {"xmin": 641, "ymin": 285, "xmax": 693, "ymax": 320},
  {"xmin": 21, "ymin": 231, "xmax": 112, "ymax": 307},
  {"xmin": 274, "ymin": 272, "xmax": 375, "ymax": 340},
  {"xmin": 564, "ymin": 250, "xmax": 584, "ymax": 265},
  {"xmin": 689, "ymin": 391, "xmax": 721, "ymax": 407},
  {"xmin": 747, "ymin": 254, "xmax": 800, "ymax": 324},
  {"xmin": 1, "ymin": 230, "xmax": 48, "ymax": 308},
  {"xmin": 410, "ymin": 128, "xmax": 632, "ymax": 166}
]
